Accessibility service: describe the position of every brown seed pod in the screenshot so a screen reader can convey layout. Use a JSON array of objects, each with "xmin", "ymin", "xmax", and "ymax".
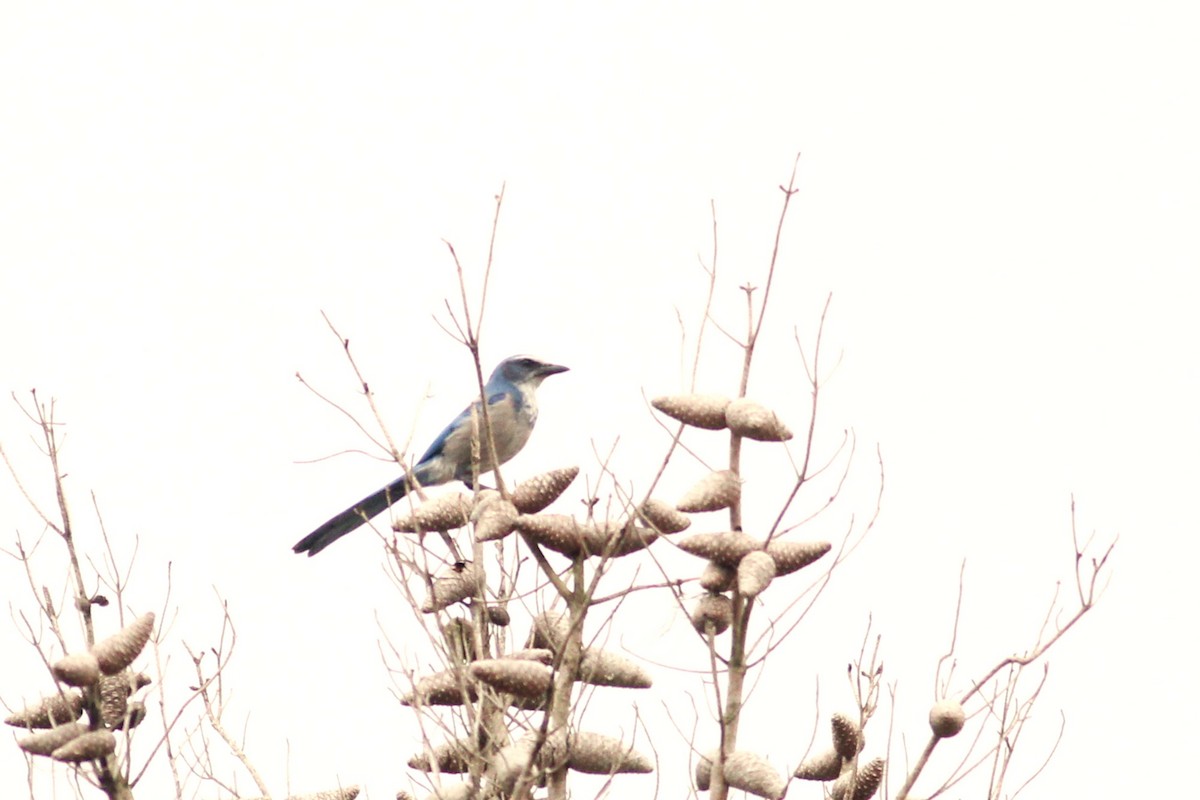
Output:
[
  {"xmin": 442, "ymin": 618, "xmax": 475, "ymax": 664},
  {"xmin": 408, "ymin": 738, "xmax": 474, "ymax": 773},
  {"xmin": 5, "ymin": 691, "xmax": 85, "ymax": 729},
  {"xmin": 723, "ymin": 750, "xmax": 786, "ymax": 799},
  {"xmin": 111, "ymin": 700, "xmax": 146, "ymax": 731},
  {"xmin": 830, "ymin": 757, "xmax": 885, "ymax": 800},
  {"xmin": 793, "ymin": 747, "xmax": 842, "ymax": 780},
  {"xmin": 766, "ymin": 540, "xmax": 832, "ymax": 575},
  {"xmin": 402, "ymin": 669, "xmax": 477, "ymax": 706},
  {"xmin": 831, "ymin": 713, "xmax": 863, "ymax": 760},
  {"xmin": 469, "ymin": 659, "xmax": 553, "ymax": 697},
  {"xmin": 52, "ymin": 729, "xmax": 116, "ymax": 762},
  {"xmin": 486, "ymin": 605, "xmax": 511, "ymax": 626},
  {"xmin": 567, "ymin": 731, "xmax": 654, "ymax": 774},
  {"xmin": 514, "ymin": 514, "xmax": 585, "ymax": 557},
  {"xmin": 549, "ymin": 728, "xmax": 572, "ymax": 762},
  {"xmin": 577, "ymin": 521, "xmax": 621, "ymax": 556},
  {"xmin": 651, "ymin": 394, "xmax": 731, "ymax": 429},
  {"xmin": 852, "ymin": 757, "xmax": 886, "ymax": 800},
  {"xmin": 18, "ymin": 722, "xmax": 89, "ymax": 757},
  {"xmin": 527, "ymin": 610, "xmax": 570, "ymax": 651},
  {"xmin": 51, "ymin": 653, "xmax": 101, "ymax": 688},
  {"xmin": 492, "ymin": 746, "xmax": 530, "ymax": 792},
  {"xmin": 676, "ymin": 470, "xmax": 741, "ymax": 513},
  {"xmin": 929, "ymin": 698, "xmax": 965, "ymax": 738},
  {"xmin": 473, "ymin": 496, "xmax": 518, "ymax": 542},
  {"xmin": 724, "ymin": 398, "xmax": 794, "ymax": 442},
  {"xmin": 99, "ymin": 670, "xmax": 143, "ymax": 728},
  {"xmin": 391, "ymin": 491, "xmax": 470, "ymax": 534},
  {"xmin": 677, "ymin": 531, "xmax": 763, "ymax": 567},
  {"xmin": 737, "ymin": 551, "xmax": 777, "ymax": 598},
  {"xmin": 586, "ymin": 522, "xmax": 659, "ymax": 558},
  {"xmin": 91, "ymin": 612, "xmax": 155, "ymax": 676},
  {"xmin": 695, "ymin": 749, "xmax": 718, "ymax": 791},
  {"xmin": 420, "ymin": 561, "xmax": 483, "ymax": 613},
  {"xmin": 393, "ymin": 493, "xmax": 472, "ymax": 533},
  {"xmin": 470, "ymin": 488, "xmax": 500, "ymax": 510},
  {"xmin": 509, "ymin": 648, "xmax": 555, "ymax": 664},
  {"xmin": 511, "ymin": 466, "xmax": 580, "ymax": 513},
  {"xmin": 699, "ymin": 561, "xmax": 736, "ymax": 592},
  {"xmin": 579, "ymin": 649, "xmax": 653, "ymax": 689},
  {"xmin": 637, "ymin": 498, "xmax": 692, "ymax": 533},
  {"xmin": 690, "ymin": 593, "xmax": 733, "ymax": 636}
]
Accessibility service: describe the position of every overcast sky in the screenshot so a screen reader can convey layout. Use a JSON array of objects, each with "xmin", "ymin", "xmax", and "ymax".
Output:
[{"xmin": 2, "ymin": 3, "xmax": 1197, "ymax": 799}]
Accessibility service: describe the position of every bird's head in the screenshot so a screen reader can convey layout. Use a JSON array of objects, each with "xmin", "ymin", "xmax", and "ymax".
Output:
[{"xmin": 491, "ymin": 355, "xmax": 569, "ymax": 388}]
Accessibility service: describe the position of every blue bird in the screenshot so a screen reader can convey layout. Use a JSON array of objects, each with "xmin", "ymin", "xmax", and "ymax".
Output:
[{"xmin": 293, "ymin": 355, "xmax": 568, "ymax": 556}]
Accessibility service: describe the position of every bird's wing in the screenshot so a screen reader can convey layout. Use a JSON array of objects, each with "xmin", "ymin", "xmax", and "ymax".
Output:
[{"xmin": 416, "ymin": 390, "xmax": 513, "ymax": 465}]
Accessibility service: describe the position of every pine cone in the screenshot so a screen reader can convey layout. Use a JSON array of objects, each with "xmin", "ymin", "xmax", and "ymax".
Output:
[
  {"xmin": 651, "ymin": 394, "xmax": 731, "ymax": 429},
  {"xmin": 677, "ymin": 531, "xmax": 762, "ymax": 567},
  {"xmin": 723, "ymin": 750, "xmax": 786, "ymax": 799},
  {"xmin": 929, "ymin": 698, "xmax": 965, "ymax": 738},
  {"xmin": 637, "ymin": 498, "xmax": 692, "ymax": 533},
  {"xmin": 469, "ymin": 659, "xmax": 553, "ymax": 697},
  {"xmin": 579, "ymin": 649, "xmax": 652, "ymax": 688},
  {"xmin": 699, "ymin": 561, "xmax": 736, "ymax": 592},
  {"xmin": 51, "ymin": 653, "xmax": 101, "ymax": 688},
  {"xmin": 5, "ymin": 692, "xmax": 85, "ymax": 729},
  {"xmin": 514, "ymin": 514, "xmax": 586, "ymax": 557},
  {"xmin": 736, "ymin": 551, "xmax": 777, "ymax": 598},
  {"xmin": 676, "ymin": 470, "xmax": 741, "ymax": 513},
  {"xmin": 511, "ymin": 466, "xmax": 580, "ymax": 513},
  {"xmin": 18, "ymin": 722, "xmax": 89, "ymax": 757},
  {"xmin": 766, "ymin": 540, "xmax": 832, "ymax": 575},
  {"xmin": 794, "ymin": 747, "xmax": 842, "ymax": 780},
  {"xmin": 831, "ymin": 713, "xmax": 863, "ymax": 760},
  {"xmin": 472, "ymin": 496, "xmax": 518, "ymax": 542},
  {"xmin": 724, "ymin": 398, "xmax": 793, "ymax": 441},
  {"xmin": 393, "ymin": 493, "xmax": 472, "ymax": 533},
  {"xmin": 420, "ymin": 561, "xmax": 483, "ymax": 613},
  {"xmin": 690, "ymin": 593, "xmax": 733, "ymax": 635},
  {"xmin": 567, "ymin": 731, "xmax": 653, "ymax": 774},
  {"xmin": 51, "ymin": 729, "xmax": 116, "ymax": 762},
  {"xmin": 92, "ymin": 613, "xmax": 155, "ymax": 675}
]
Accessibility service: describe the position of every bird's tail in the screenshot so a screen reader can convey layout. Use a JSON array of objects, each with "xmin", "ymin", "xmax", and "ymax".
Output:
[{"xmin": 293, "ymin": 474, "xmax": 410, "ymax": 557}]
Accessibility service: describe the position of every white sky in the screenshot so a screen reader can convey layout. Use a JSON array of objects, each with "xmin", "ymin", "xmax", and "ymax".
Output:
[{"xmin": 2, "ymin": 3, "xmax": 1197, "ymax": 799}]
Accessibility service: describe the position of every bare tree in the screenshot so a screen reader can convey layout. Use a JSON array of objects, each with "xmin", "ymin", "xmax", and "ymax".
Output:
[
  {"xmin": 1, "ymin": 396, "xmax": 358, "ymax": 800},
  {"xmin": 5, "ymin": 163, "xmax": 1113, "ymax": 800}
]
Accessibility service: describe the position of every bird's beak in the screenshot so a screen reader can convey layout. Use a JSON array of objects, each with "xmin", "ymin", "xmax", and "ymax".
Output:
[{"xmin": 538, "ymin": 363, "xmax": 569, "ymax": 378}]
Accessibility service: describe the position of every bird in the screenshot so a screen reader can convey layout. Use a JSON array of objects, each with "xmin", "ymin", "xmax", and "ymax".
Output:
[{"xmin": 293, "ymin": 355, "xmax": 568, "ymax": 556}]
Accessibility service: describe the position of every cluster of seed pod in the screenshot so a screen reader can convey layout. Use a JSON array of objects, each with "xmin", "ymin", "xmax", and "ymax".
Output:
[
  {"xmin": 7, "ymin": 613, "xmax": 154, "ymax": 764},
  {"xmin": 649, "ymin": 395, "xmax": 832, "ymax": 636},
  {"xmin": 695, "ymin": 749, "xmax": 788, "ymax": 799},
  {"xmin": 411, "ymin": 726, "xmax": 652, "ymax": 798},
  {"xmin": 404, "ymin": 614, "xmax": 652, "ymax": 704},
  {"xmin": 402, "ymin": 602, "xmax": 655, "ymax": 796},
  {"xmin": 404, "ymin": 466, "xmax": 698, "ymax": 618},
  {"xmin": 652, "ymin": 395, "xmax": 794, "ymax": 442},
  {"xmin": 393, "ymin": 462, "xmax": 712, "ymax": 797},
  {"xmin": 677, "ymin": 527, "xmax": 832, "ymax": 635},
  {"xmin": 792, "ymin": 713, "xmax": 886, "ymax": 800}
]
